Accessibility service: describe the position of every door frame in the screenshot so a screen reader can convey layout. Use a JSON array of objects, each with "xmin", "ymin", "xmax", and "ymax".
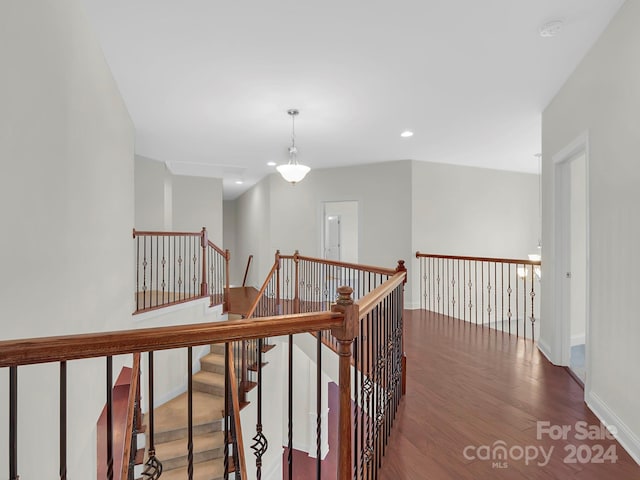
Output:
[{"xmin": 552, "ymin": 132, "xmax": 590, "ymax": 386}]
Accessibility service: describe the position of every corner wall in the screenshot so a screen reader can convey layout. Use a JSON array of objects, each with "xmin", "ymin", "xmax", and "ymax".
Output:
[
  {"xmin": 0, "ymin": 0, "xmax": 135, "ymax": 476},
  {"xmin": 410, "ymin": 160, "xmax": 538, "ymax": 308},
  {"xmin": 541, "ymin": 0, "xmax": 640, "ymax": 462}
]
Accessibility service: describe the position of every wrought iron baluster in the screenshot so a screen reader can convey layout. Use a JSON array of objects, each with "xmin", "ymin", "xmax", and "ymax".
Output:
[
  {"xmin": 60, "ymin": 361, "xmax": 67, "ymax": 480},
  {"xmin": 316, "ymin": 333, "xmax": 322, "ymax": 479},
  {"xmin": 106, "ymin": 356, "xmax": 114, "ymax": 480},
  {"xmin": 9, "ymin": 366, "xmax": 18, "ymax": 480},
  {"xmin": 288, "ymin": 334, "xmax": 294, "ymax": 479}
]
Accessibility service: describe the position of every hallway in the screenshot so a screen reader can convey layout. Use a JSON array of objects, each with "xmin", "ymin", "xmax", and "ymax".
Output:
[{"xmin": 378, "ymin": 310, "xmax": 640, "ymax": 479}]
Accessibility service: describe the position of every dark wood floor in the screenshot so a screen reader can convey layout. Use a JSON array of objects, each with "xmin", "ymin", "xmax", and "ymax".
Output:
[{"xmin": 378, "ymin": 310, "xmax": 640, "ymax": 480}]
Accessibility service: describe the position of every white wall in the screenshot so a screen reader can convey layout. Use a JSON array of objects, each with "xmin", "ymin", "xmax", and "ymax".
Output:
[
  {"xmin": 223, "ymin": 200, "xmax": 242, "ymax": 285},
  {"xmin": 541, "ymin": 0, "xmax": 640, "ymax": 463},
  {"xmin": 230, "ymin": 160, "xmax": 536, "ymax": 308},
  {"xmin": 0, "ymin": 0, "xmax": 135, "ymax": 476},
  {"xmin": 268, "ymin": 161, "xmax": 412, "ymax": 274},
  {"xmin": 410, "ymin": 160, "xmax": 538, "ymax": 308},
  {"xmin": 172, "ymin": 175, "xmax": 223, "ymax": 246},
  {"xmin": 135, "ymin": 155, "xmax": 170, "ymax": 231},
  {"xmin": 235, "ymin": 178, "xmax": 272, "ymax": 288}
]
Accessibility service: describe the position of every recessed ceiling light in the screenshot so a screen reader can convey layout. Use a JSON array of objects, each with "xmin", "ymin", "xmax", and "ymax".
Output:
[
  {"xmin": 267, "ymin": 161, "xmax": 276, "ymax": 166},
  {"xmin": 235, "ymin": 180, "xmax": 244, "ymax": 185},
  {"xmin": 539, "ymin": 20, "xmax": 563, "ymax": 38},
  {"xmin": 400, "ymin": 130, "xmax": 414, "ymax": 138}
]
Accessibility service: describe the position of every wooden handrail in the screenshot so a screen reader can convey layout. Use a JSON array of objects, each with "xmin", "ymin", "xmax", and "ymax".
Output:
[
  {"xmin": 227, "ymin": 343, "xmax": 248, "ymax": 477},
  {"xmin": 416, "ymin": 251, "xmax": 541, "ymax": 266},
  {"xmin": 243, "ymin": 260, "xmax": 279, "ymax": 320},
  {"xmin": 356, "ymin": 271, "xmax": 407, "ymax": 319},
  {"xmin": 133, "ymin": 229, "xmax": 202, "ymax": 238},
  {"xmin": 295, "ymin": 253, "xmax": 397, "ymax": 276},
  {"xmin": 242, "ymin": 255, "xmax": 253, "ymax": 287},
  {"xmin": 0, "ymin": 312, "xmax": 344, "ymax": 368},
  {"xmin": 120, "ymin": 352, "xmax": 141, "ymax": 480},
  {"xmin": 208, "ymin": 239, "xmax": 227, "ymax": 258}
]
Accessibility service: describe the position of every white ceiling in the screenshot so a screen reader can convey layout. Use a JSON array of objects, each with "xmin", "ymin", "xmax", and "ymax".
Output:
[{"xmin": 82, "ymin": 0, "xmax": 624, "ymax": 199}]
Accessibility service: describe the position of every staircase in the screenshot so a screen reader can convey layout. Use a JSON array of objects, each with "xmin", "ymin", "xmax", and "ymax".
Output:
[{"xmin": 146, "ymin": 344, "xmax": 228, "ymax": 480}]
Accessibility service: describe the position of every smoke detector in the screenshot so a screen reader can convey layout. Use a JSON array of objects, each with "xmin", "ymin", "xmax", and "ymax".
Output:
[{"xmin": 539, "ymin": 20, "xmax": 563, "ymax": 38}]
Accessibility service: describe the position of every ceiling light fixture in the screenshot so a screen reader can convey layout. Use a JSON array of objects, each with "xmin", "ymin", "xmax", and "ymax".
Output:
[
  {"xmin": 276, "ymin": 109, "xmax": 310, "ymax": 184},
  {"xmin": 235, "ymin": 180, "xmax": 244, "ymax": 185},
  {"xmin": 400, "ymin": 130, "xmax": 414, "ymax": 138},
  {"xmin": 267, "ymin": 161, "xmax": 276, "ymax": 167}
]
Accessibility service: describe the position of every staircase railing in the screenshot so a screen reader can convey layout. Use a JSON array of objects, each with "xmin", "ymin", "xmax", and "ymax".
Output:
[
  {"xmin": 236, "ymin": 251, "xmax": 407, "ymax": 478},
  {"xmin": 1, "ymin": 255, "xmax": 406, "ymax": 480},
  {"xmin": 416, "ymin": 251, "xmax": 541, "ymax": 340},
  {"xmin": 132, "ymin": 228, "xmax": 230, "ymax": 313}
]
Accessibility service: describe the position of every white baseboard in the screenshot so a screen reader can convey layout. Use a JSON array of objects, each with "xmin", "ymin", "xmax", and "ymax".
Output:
[
  {"xmin": 586, "ymin": 390, "xmax": 640, "ymax": 466},
  {"xmin": 404, "ymin": 301, "xmax": 421, "ymax": 310},
  {"xmin": 537, "ymin": 339, "xmax": 554, "ymax": 364}
]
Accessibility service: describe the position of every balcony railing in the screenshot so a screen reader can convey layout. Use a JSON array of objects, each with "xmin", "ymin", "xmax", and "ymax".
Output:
[
  {"xmin": 132, "ymin": 228, "xmax": 230, "ymax": 313},
  {"xmin": 416, "ymin": 252, "xmax": 541, "ymax": 340}
]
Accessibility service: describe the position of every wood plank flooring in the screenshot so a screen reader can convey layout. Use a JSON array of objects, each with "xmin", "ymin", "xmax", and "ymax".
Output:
[{"xmin": 377, "ymin": 310, "xmax": 640, "ymax": 480}]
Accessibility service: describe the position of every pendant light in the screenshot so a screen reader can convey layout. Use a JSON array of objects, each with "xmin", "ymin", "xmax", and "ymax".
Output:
[{"xmin": 277, "ymin": 109, "xmax": 310, "ymax": 184}]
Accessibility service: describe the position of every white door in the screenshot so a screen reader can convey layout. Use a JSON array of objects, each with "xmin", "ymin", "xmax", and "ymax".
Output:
[
  {"xmin": 324, "ymin": 215, "xmax": 341, "ymax": 261},
  {"xmin": 556, "ymin": 149, "xmax": 588, "ymax": 383}
]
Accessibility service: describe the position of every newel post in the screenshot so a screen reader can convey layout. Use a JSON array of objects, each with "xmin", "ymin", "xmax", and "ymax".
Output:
[
  {"xmin": 331, "ymin": 286, "xmax": 358, "ymax": 480},
  {"xmin": 200, "ymin": 227, "xmax": 208, "ymax": 296}
]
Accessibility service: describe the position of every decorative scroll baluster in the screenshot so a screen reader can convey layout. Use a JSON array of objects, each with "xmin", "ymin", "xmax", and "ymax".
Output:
[
  {"xmin": 142, "ymin": 351, "xmax": 162, "ymax": 479},
  {"xmin": 251, "ymin": 339, "xmax": 268, "ymax": 479}
]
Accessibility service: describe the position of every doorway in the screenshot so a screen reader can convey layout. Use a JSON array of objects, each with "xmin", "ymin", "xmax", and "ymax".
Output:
[
  {"xmin": 555, "ymin": 142, "xmax": 589, "ymax": 384},
  {"xmin": 322, "ymin": 201, "xmax": 358, "ymax": 263}
]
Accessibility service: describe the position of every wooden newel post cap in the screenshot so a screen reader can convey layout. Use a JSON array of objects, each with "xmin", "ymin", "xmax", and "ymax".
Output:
[{"xmin": 336, "ymin": 286, "xmax": 354, "ymax": 306}]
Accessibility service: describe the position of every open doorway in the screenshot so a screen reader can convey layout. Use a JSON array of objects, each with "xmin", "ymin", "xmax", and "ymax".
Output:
[
  {"xmin": 322, "ymin": 201, "xmax": 358, "ymax": 263},
  {"xmin": 555, "ymin": 145, "xmax": 588, "ymax": 384}
]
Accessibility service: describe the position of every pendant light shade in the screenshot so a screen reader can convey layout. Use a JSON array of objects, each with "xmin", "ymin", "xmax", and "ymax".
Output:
[
  {"xmin": 276, "ymin": 162, "xmax": 310, "ymax": 184},
  {"xmin": 277, "ymin": 109, "xmax": 310, "ymax": 184}
]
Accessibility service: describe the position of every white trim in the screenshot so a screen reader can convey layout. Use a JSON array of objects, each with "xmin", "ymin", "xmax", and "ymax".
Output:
[
  {"xmin": 586, "ymin": 390, "xmax": 640, "ymax": 466},
  {"xmin": 551, "ymin": 132, "xmax": 590, "ymax": 384},
  {"xmin": 537, "ymin": 339, "xmax": 553, "ymax": 363},
  {"xmin": 132, "ymin": 297, "xmax": 221, "ymax": 323}
]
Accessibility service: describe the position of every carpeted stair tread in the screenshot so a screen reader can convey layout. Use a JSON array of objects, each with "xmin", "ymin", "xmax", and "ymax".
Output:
[
  {"xmin": 200, "ymin": 353, "xmax": 225, "ymax": 374},
  {"xmin": 193, "ymin": 370, "xmax": 225, "ymax": 395},
  {"xmin": 155, "ymin": 431, "xmax": 224, "ymax": 470},
  {"xmin": 158, "ymin": 459, "xmax": 225, "ymax": 480},
  {"xmin": 147, "ymin": 391, "xmax": 224, "ymax": 443}
]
